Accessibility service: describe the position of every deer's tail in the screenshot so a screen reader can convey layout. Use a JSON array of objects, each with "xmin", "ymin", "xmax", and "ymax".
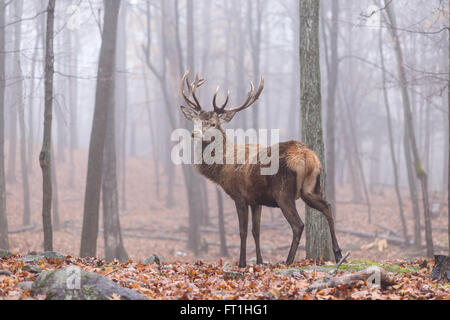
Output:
[{"xmin": 285, "ymin": 145, "xmax": 322, "ymax": 200}]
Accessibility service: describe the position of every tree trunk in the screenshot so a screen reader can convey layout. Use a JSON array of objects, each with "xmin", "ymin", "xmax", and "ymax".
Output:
[
  {"xmin": 102, "ymin": 74, "xmax": 128, "ymax": 262},
  {"xmin": 247, "ymin": 0, "xmax": 263, "ymax": 129},
  {"xmin": 12, "ymin": 0, "xmax": 30, "ymax": 226},
  {"xmin": 39, "ymin": 0, "xmax": 56, "ymax": 252},
  {"xmin": 27, "ymin": 24, "xmax": 41, "ymax": 173},
  {"xmin": 447, "ymin": 2, "xmax": 450, "ymax": 255},
  {"xmin": 300, "ymin": 0, "xmax": 332, "ymax": 261},
  {"xmin": 116, "ymin": 3, "xmax": 127, "ymax": 212},
  {"xmin": 7, "ymin": 0, "xmax": 23, "ymax": 184},
  {"xmin": 68, "ymin": 29, "xmax": 78, "ymax": 188},
  {"xmin": 379, "ymin": 25, "xmax": 408, "ymax": 243},
  {"xmin": 50, "ymin": 146, "xmax": 59, "ymax": 230},
  {"xmin": 385, "ymin": 2, "xmax": 433, "ymax": 257},
  {"xmin": 325, "ymin": 0, "xmax": 339, "ymax": 218},
  {"xmin": 0, "ymin": 0, "xmax": 8, "ymax": 250},
  {"xmin": 80, "ymin": 0, "xmax": 121, "ymax": 258},
  {"xmin": 341, "ymin": 89, "xmax": 372, "ymax": 223}
]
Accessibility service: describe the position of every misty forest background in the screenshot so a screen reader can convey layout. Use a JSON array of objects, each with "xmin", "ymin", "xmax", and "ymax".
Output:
[{"xmin": 0, "ymin": 0, "xmax": 449, "ymax": 264}]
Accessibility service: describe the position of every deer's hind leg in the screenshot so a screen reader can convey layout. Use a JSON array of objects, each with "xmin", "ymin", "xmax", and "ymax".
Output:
[
  {"xmin": 250, "ymin": 205, "xmax": 263, "ymax": 264},
  {"xmin": 300, "ymin": 171, "xmax": 342, "ymax": 262},
  {"xmin": 276, "ymin": 196, "xmax": 304, "ymax": 265}
]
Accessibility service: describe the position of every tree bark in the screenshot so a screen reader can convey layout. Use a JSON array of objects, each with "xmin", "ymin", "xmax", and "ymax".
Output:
[
  {"xmin": 447, "ymin": 1, "xmax": 450, "ymax": 255},
  {"xmin": 385, "ymin": 2, "xmax": 434, "ymax": 257},
  {"xmin": 12, "ymin": 0, "xmax": 30, "ymax": 226},
  {"xmin": 39, "ymin": 0, "xmax": 56, "ymax": 252},
  {"xmin": 0, "ymin": 0, "xmax": 8, "ymax": 250},
  {"xmin": 300, "ymin": 0, "xmax": 332, "ymax": 261},
  {"xmin": 325, "ymin": 0, "xmax": 339, "ymax": 218},
  {"xmin": 378, "ymin": 25, "xmax": 408, "ymax": 243},
  {"xmin": 102, "ymin": 74, "xmax": 128, "ymax": 262},
  {"xmin": 80, "ymin": 0, "xmax": 121, "ymax": 258},
  {"xmin": 68, "ymin": 29, "xmax": 78, "ymax": 188}
]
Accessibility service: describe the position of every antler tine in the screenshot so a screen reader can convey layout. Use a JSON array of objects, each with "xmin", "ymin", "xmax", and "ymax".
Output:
[
  {"xmin": 190, "ymin": 73, "xmax": 203, "ymax": 110},
  {"xmin": 213, "ymin": 86, "xmax": 230, "ymax": 114},
  {"xmin": 227, "ymin": 76, "xmax": 264, "ymax": 113},
  {"xmin": 181, "ymin": 70, "xmax": 203, "ymax": 111}
]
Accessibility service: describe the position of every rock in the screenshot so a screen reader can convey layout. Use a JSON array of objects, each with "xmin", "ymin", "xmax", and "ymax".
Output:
[
  {"xmin": 0, "ymin": 249, "xmax": 12, "ymax": 259},
  {"xmin": 248, "ymin": 257, "xmax": 268, "ymax": 265},
  {"xmin": 0, "ymin": 270, "xmax": 12, "ymax": 276},
  {"xmin": 17, "ymin": 281, "xmax": 33, "ymax": 291},
  {"xmin": 223, "ymin": 271, "xmax": 244, "ymax": 280},
  {"xmin": 20, "ymin": 251, "xmax": 66, "ymax": 264},
  {"xmin": 142, "ymin": 254, "xmax": 160, "ymax": 265},
  {"xmin": 23, "ymin": 265, "xmax": 42, "ymax": 274},
  {"xmin": 32, "ymin": 266, "xmax": 147, "ymax": 300}
]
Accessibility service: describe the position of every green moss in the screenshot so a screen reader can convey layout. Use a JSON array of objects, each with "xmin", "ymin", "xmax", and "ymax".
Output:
[
  {"xmin": 40, "ymin": 269, "xmax": 58, "ymax": 287},
  {"xmin": 276, "ymin": 259, "xmax": 419, "ymax": 276}
]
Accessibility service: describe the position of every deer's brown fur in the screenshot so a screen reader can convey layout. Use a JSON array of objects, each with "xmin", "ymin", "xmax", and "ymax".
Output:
[{"xmin": 179, "ymin": 71, "xmax": 342, "ymax": 267}]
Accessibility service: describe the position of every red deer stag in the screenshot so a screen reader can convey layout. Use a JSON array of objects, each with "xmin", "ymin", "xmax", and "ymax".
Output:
[{"xmin": 179, "ymin": 71, "xmax": 342, "ymax": 267}]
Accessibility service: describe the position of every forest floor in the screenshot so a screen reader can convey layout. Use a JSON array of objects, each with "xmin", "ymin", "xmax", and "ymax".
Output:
[{"xmin": 1, "ymin": 147, "xmax": 449, "ymax": 299}]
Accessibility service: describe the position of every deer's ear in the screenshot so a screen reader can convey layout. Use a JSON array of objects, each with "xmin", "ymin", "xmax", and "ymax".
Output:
[
  {"xmin": 180, "ymin": 106, "xmax": 199, "ymax": 121},
  {"xmin": 219, "ymin": 110, "xmax": 237, "ymax": 123}
]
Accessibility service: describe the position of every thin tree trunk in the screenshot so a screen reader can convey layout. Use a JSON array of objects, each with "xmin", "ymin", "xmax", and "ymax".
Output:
[
  {"xmin": 116, "ymin": 2, "xmax": 127, "ymax": 213},
  {"xmin": 379, "ymin": 25, "xmax": 408, "ymax": 243},
  {"xmin": 102, "ymin": 73, "xmax": 128, "ymax": 262},
  {"xmin": 7, "ymin": 0, "xmax": 23, "ymax": 184},
  {"xmin": 325, "ymin": 0, "xmax": 339, "ymax": 218},
  {"xmin": 27, "ymin": 27, "xmax": 41, "ymax": 173},
  {"xmin": 50, "ymin": 146, "xmax": 59, "ymax": 229},
  {"xmin": 80, "ymin": 0, "xmax": 121, "ymax": 258},
  {"xmin": 18, "ymin": 62, "xmax": 30, "ymax": 226},
  {"xmin": 39, "ymin": 0, "xmax": 56, "ymax": 252},
  {"xmin": 300, "ymin": 0, "xmax": 332, "ymax": 261},
  {"xmin": 68, "ymin": 29, "xmax": 78, "ymax": 188},
  {"xmin": 341, "ymin": 88, "xmax": 372, "ymax": 223},
  {"xmin": 385, "ymin": 2, "xmax": 433, "ymax": 257},
  {"xmin": 0, "ymin": 0, "xmax": 8, "ymax": 250},
  {"xmin": 447, "ymin": 1, "xmax": 450, "ymax": 255}
]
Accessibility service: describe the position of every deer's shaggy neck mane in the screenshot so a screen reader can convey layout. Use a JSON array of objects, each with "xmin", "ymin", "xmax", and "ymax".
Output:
[{"xmin": 195, "ymin": 128, "xmax": 235, "ymax": 186}]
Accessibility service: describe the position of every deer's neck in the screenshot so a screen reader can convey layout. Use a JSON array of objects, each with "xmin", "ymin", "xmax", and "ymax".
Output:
[{"xmin": 195, "ymin": 129, "xmax": 232, "ymax": 185}]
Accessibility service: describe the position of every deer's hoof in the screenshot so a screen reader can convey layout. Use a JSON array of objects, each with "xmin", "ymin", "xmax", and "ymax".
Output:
[{"xmin": 334, "ymin": 251, "xmax": 343, "ymax": 263}]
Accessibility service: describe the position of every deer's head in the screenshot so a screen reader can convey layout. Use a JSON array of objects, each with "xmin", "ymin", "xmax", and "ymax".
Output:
[{"xmin": 180, "ymin": 70, "xmax": 264, "ymax": 139}]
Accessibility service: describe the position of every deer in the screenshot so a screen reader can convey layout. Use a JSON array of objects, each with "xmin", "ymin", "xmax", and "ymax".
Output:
[{"xmin": 179, "ymin": 70, "xmax": 342, "ymax": 268}]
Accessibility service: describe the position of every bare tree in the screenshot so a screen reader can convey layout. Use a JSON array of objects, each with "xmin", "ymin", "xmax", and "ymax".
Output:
[
  {"xmin": 39, "ymin": 0, "xmax": 56, "ymax": 252},
  {"xmin": 80, "ymin": 0, "xmax": 121, "ymax": 258},
  {"xmin": 385, "ymin": 1, "xmax": 433, "ymax": 257},
  {"xmin": 324, "ymin": 0, "xmax": 339, "ymax": 217},
  {"xmin": 0, "ymin": 0, "xmax": 8, "ymax": 250},
  {"xmin": 379, "ymin": 23, "xmax": 408, "ymax": 243},
  {"xmin": 300, "ymin": 0, "xmax": 332, "ymax": 261}
]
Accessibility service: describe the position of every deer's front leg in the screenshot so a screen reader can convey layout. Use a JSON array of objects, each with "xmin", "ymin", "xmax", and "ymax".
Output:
[{"xmin": 234, "ymin": 200, "xmax": 249, "ymax": 268}]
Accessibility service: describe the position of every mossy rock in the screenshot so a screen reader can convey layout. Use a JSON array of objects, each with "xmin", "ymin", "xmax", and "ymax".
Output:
[
  {"xmin": 20, "ymin": 251, "xmax": 67, "ymax": 264},
  {"xmin": 276, "ymin": 259, "xmax": 419, "ymax": 276},
  {"xmin": 0, "ymin": 249, "xmax": 12, "ymax": 259},
  {"xmin": 32, "ymin": 266, "xmax": 146, "ymax": 300}
]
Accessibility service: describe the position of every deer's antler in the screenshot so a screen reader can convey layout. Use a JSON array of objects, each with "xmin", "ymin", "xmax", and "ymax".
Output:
[
  {"xmin": 181, "ymin": 70, "xmax": 205, "ymax": 111},
  {"xmin": 213, "ymin": 76, "xmax": 264, "ymax": 114}
]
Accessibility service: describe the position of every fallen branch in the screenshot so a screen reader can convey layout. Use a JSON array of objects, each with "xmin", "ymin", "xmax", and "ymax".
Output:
[
  {"xmin": 307, "ymin": 266, "xmax": 395, "ymax": 292},
  {"xmin": 324, "ymin": 252, "xmax": 351, "ymax": 281},
  {"xmin": 8, "ymin": 225, "xmax": 36, "ymax": 234}
]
